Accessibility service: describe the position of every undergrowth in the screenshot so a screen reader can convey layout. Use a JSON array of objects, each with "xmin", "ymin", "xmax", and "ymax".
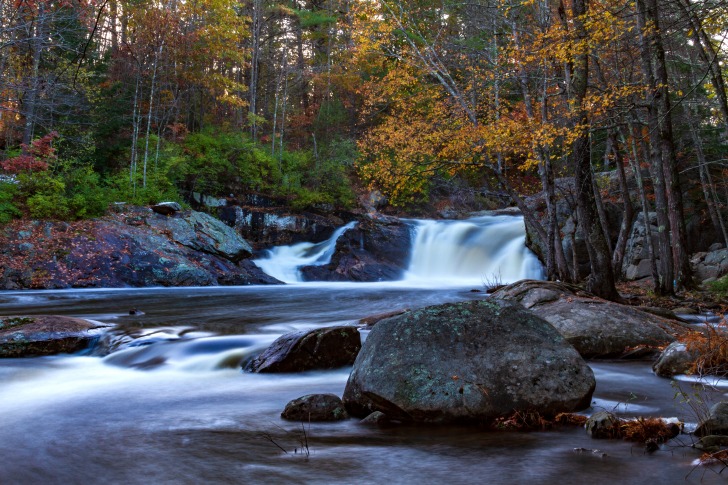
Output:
[{"xmin": 681, "ymin": 316, "xmax": 728, "ymax": 377}]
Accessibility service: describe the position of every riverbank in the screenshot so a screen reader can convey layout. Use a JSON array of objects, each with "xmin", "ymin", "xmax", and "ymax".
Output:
[{"xmin": 0, "ymin": 205, "xmax": 279, "ymax": 289}]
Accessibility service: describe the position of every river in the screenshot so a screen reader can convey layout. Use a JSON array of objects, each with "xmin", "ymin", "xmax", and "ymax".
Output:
[{"xmin": 0, "ymin": 216, "xmax": 724, "ymax": 484}]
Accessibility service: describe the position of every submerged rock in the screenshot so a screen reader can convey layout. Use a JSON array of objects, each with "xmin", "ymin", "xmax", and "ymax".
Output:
[
  {"xmin": 343, "ymin": 299, "xmax": 595, "ymax": 424},
  {"xmin": 247, "ymin": 326, "xmax": 361, "ymax": 373},
  {"xmin": 281, "ymin": 394, "xmax": 348, "ymax": 421},
  {"xmin": 491, "ymin": 280, "xmax": 685, "ymax": 358},
  {"xmin": 0, "ymin": 315, "xmax": 108, "ymax": 357}
]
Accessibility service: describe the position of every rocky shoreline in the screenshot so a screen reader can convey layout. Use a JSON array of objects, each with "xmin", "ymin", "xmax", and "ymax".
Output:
[{"xmin": 0, "ymin": 205, "xmax": 280, "ymax": 289}]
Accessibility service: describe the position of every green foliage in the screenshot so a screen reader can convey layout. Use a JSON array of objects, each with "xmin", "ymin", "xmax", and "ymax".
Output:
[
  {"xmin": 15, "ymin": 163, "xmax": 110, "ymax": 220},
  {"xmin": 0, "ymin": 182, "xmax": 21, "ymax": 224},
  {"xmin": 709, "ymin": 275, "xmax": 728, "ymax": 298},
  {"xmin": 293, "ymin": 9, "xmax": 338, "ymax": 28},
  {"xmin": 174, "ymin": 130, "xmax": 263, "ymax": 194},
  {"xmin": 21, "ymin": 172, "xmax": 70, "ymax": 219}
]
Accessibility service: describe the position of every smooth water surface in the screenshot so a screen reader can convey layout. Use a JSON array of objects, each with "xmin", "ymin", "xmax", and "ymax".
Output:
[
  {"xmin": 0, "ymin": 284, "xmax": 725, "ymax": 484},
  {"xmin": 0, "ymin": 216, "xmax": 724, "ymax": 484}
]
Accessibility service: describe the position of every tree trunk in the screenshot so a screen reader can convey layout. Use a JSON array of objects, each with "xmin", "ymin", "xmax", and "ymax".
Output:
[
  {"xmin": 635, "ymin": 0, "xmax": 674, "ymax": 295},
  {"xmin": 22, "ymin": 2, "xmax": 46, "ymax": 146},
  {"xmin": 645, "ymin": 0, "xmax": 694, "ymax": 290},
  {"xmin": 569, "ymin": 0, "xmax": 619, "ymax": 300},
  {"xmin": 610, "ymin": 131, "xmax": 635, "ymax": 276}
]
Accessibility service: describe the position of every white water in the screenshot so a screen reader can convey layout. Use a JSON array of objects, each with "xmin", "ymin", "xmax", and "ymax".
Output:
[
  {"xmin": 253, "ymin": 221, "xmax": 357, "ymax": 283},
  {"xmin": 404, "ymin": 215, "xmax": 543, "ymax": 285},
  {"xmin": 253, "ymin": 214, "xmax": 543, "ymax": 285}
]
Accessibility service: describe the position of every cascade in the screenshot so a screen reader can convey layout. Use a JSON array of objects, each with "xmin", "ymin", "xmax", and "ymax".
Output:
[
  {"xmin": 252, "ymin": 221, "xmax": 357, "ymax": 283},
  {"xmin": 403, "ymin": 215, "xmax": 543, "ymax": 285},
  {"xmin": 254, "ymin": 215, "xmax": 542, "ymax": 285}
]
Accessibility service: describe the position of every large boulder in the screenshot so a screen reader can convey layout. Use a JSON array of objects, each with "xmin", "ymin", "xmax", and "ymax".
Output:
[
  {"xmin": 247, "ymin": 326, "xmax": 361, "ymax": 373},
  {"xmin": 342, "ymin": 299, "xmax": 595, "ymax": 424},
  {"xmin": 300, "ymin": 215, "xmax": 412, "ymax": 282},
  {"xmin": 491, "ymin": 280, "xmax": 685, "ymax": 358},
  {"xmin": 218, "ymin": 204, "xmax": 340, "ymax": 250},
  {"xmin": 0, "ymin": 315, "xmax": 108, "ymax": 357},
  {"xmin": 154, "ymin": 210, "xmax": 252, "ymax": 262},
  {"xmin": 0, "ymin": 208, "xmax": 279, "ymax": 289},
  {"xmin": 691, "ymin": 248, "xmax": 728, "ymax": 284},
  {"xmin": 281, "ymin": 394, "xmax": 349, "ymax": 421}
]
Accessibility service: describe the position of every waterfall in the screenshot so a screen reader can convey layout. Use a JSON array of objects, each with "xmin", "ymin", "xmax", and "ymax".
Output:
[
  {"xmin": 254, "ymin": 215, "xmax": 543, "ymax": 285},
  {"xmin": 252, "ymin": 221, "xmax": 357, "ymax": 283},
  {"xmin": 403, "ymin": 215, "xmax": 543, "ymax": 286}
]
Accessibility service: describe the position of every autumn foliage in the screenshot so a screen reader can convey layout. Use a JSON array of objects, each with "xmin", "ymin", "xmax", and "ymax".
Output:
[{"xmin": 1, "ymin": 132, "xmax": 58, "ymax": 174}]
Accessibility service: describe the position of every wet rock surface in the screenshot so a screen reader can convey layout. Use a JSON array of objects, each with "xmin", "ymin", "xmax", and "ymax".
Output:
[
  {"xmin": 247, "ymin": 326, "xmax": 361, "ymax": 373},
  {"xmin": 300, "ymin": 216, "xmax": 412, "ymax": 282},
  {"xmin": 652, "ymin": 342, "xmax": 697, "ymax": 377},
  {"xmin": 281, "ymin": 394, "xmax": 349, "ymax": 421},
  {"xmin": 343, "ymin": 299, "xmax": 595, "ymax": 424},
  {"xmin": 0, "ymin": 207, "xmax": 279, "ymax": 289},
  {"xmin": 218, "ymin": 204, "xmax": 341, "ymax": 250},
  {"xmin": 0, "ymin": 315, "xmax": 109, "ymax": 357},
  {"xmin": 491, "ymin": 280, "xmax": 686, "ymax": 358}
]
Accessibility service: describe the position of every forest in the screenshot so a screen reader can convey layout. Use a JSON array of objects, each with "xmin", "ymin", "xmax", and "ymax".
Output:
[{"xmin": 1, "ymin": 0, "xmax": 727, "ymax": 300}]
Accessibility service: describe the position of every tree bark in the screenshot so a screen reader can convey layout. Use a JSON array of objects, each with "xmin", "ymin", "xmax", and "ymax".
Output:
[
  {"xmin": 569, "ymin": 0, "xmax": 619, "ymax": 300},
  {"xmin": 645, "ymin": 0, "xmax": 694, "ymax": 290},
  {"xmin": 609, "ymin": 131, "xmax": 635, "ymax": 276},
  {"xmin": 635, "ymin": 0, "xmax": 674, "ymax": 295}
]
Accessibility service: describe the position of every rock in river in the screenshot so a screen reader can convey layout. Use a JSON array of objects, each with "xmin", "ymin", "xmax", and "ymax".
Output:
[
  {"xmin": 281, "ymin": 394, "xmax": 348, "ymax": 421},
  {"xmin": 491, "ymin": 280, "xmax": 685, "ymax": 358},
  {"xmin": 0, "ymin": 315, "xmax": 108, "ymax": 357},
  {"xmin": 247, "ymin": 326, "xmax": 361, "ymax": 373},
  {"xmin": 343, "ymin": 299, "xmax": 595, "ymax": 424},
  {"xmin": 652, "ymin": 342, "xmax": 697, "ymax": 377}
]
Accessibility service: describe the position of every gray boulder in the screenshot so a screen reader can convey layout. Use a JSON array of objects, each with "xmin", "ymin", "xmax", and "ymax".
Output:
[
  {"xmin": 342, "ymin": 299, "xmax": 595, "ymax": 424},
  {"xmin": 692, "ymin": 249, "xmax": 728, "ymax": 284},
  {"xmin": 586, "ymin": 411, "xmax": 621, "ymax": 439},
  {"xmin": 652, "ymin": 342, "xmax": 697, "ymax": 377},
  {"xmin": 281, "ymin": 394, "xmax": 348, "ymax": 421},
  {"xmin": 0, "ymin": 315, "xmax": 108, "ymax": 357},
  {"xmin": 154, "ymin": 211, "xmax": 252, "ymax": 262},
  {"xmin": 695, "ymin": 402, "xmax": 728, "ymax": 437},
  {"xmin": 491, "ymin": 280, "xmax": 685, "ymax": 358},
  {"xmin": 247, "ymin": 326, "xmax": 361, "ymax": 373},
  {"xmin": 621, "ymin": 212, "xmax": 660, "ymax": 280}
]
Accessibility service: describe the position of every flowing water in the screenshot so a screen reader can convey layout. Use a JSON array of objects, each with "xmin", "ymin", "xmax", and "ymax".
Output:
[{"xmin": 0, "ymin": 216, "xmax": 724, "ymax": 484}]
